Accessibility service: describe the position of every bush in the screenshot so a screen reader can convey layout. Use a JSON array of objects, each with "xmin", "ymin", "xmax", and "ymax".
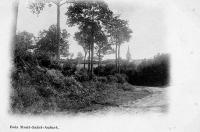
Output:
[
  {"xmin": 10, "ymin": 85, "xmax": 42, "ymax": 113},
  {"xmin": 35, "ymin": 52, "xmax": 52, "ymax": 68},
  {"xmin": 95, "ymin": 76, "xmax": 108, "ymax": 83},
  {"xmin": 126, "ymin": 54, "xmax": 170, "ymax": 86},
  {"xmin": 46, "ymin": 69, "xmax": 65, "ymax": 88},
  {"xmin": 107, "ymin": 75, "xmax": 118, "ymax": 83},
  {"xmin": 62, "ymin": 61, "xmax": 77, "ymax": 76},
  {"xmin": 114, "ymin": 73, "xmax": 127, "ymax": 84},
  {"xmin": 63, "ymin": 77, "xmax": 85, "ymax": 96},
  {"xmin": 94, "ymin": 64, "xmax": 116, "ymax": 76},
  {"xmin": 74, "ymin": 69, "xmax": 90, "ymax": 82}
]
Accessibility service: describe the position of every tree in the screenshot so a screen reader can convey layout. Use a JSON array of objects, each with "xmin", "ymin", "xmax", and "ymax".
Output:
[
  {"xmin": 12, "ymin": 0, "xmax": 19, "ymax": 44},
  {"xmin": 29, "ymin": 0, "xmax": 74, "ymax": 59},
  {"xmin": 74, "ymin": 31, "xmax": 90, "ymax": 69},
  {"xmin": 36, "ymin": 25, "xmax": 70, "ymax": 58},
  {"xmin": 14, "ymin": 31, "xmax": 36, "ymax": 72},
  {"xmin": 15, "ymin": 31, "xmax": 35, "ymax": 56},
  {"xmin": 66, "ymin": 0, "xmax": 114, "ymax": 78},
  {"xmin": 106, "ymin": 15, "xmax": 132, "ymax": 73},
  {"xmin": 94, "ymin": 31, "xmax": 113, "ymax": 67},
  {"xmin": 76, "ymin": 52, "xmax": 84, "ymax": 65}
]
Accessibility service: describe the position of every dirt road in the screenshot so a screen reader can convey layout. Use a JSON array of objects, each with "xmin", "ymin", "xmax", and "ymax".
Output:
[
  {"xmin": 116, "ymin": 86, "xmax": 168, "ymax": 113},
  {"xmin": 78, "ymin": 86, "xmax": 168, "ymax": 114}
]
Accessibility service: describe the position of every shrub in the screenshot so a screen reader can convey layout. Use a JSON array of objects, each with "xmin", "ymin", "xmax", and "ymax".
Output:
[
  {"xmin": 46, "ymin": 69, "xmax": 65, "ymax": 87},
  {"xmin": 94, "ymin": 64, "xmax": 116, "ymax": 76},
  {"xmin": 35, "ymin": 52, "xmax": 52, "ymax": 68},
  {"xmin": 62, "ymin": 61, "xmax": 77, "ymax": 76},
  {"xmin": 63, "ymin": 77, "xmax": 85, "ymax": 96},
  {"xmin": 95, "ymin": 76, "xmax": 108, "ymax": 83},
  {"xmin": 115, "ymin": 73, "xmax": 127, "ymax": 84},
  {"xmin": 126, "ymin": 54, "xmax": 170, "ymax": 86},
  {"xmin": 10, "ymin": 85, "xmax": 42, "ymax": 113},
  {"xmin": 74, "ymin": 69, "xmax": 89, "ymax": 82},
  {"xmin": 107, "ymin": 75, "xmax": 118, "ymax": 83}
]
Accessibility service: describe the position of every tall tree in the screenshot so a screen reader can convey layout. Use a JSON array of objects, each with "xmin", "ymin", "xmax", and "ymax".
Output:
[
  {"xmin": 94, "ymin": 31, "xmax": 113, "ymax": 67},
  {"xmin": 74, "ymin": 30, "xmax": 90, "ymax": 69},
  {"xmin": 29, "ymin": 0, "xmax": 74, "ymax": 59},
  {"xmin": 66, "ymin": 0, "xmax": 113, "ymax": 78},
  {"xmin": 36, "ymin": 25, "xmax": 70, "ymax": 58},
  {"xmin": 106, "ymin": 15, "xmax": 132, "ymax": 73}
]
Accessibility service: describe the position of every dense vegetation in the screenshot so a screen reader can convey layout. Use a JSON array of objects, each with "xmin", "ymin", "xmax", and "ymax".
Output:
[
  {"xmin": 11, "ymin": 47, "xmax": 139, "ymax": 113},
  {"xmin": 94, "ymin": 54, "xmax": 169, "ymax": 87},
  {"xmin": 11, "ymin": 0, "xmax": 169, "ymax": 114}
]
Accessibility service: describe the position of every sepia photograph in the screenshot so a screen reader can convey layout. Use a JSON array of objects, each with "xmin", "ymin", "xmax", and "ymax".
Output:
[
  {"xmin": 10, "ymin": 0, "xmax": 169, "ymax": 114},
  {"xmin": 0, "ymin": 0, "xmax": 200, "ymax": 132}
]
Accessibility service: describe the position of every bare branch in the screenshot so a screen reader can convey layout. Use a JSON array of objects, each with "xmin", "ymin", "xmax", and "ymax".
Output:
[
  {"xmin": 60, "ymin": 0, "xmax": 75, "ymax": 6},
  {"xmin": 51, "ymin": 1, "xmax": 59, "ymax": 5}
]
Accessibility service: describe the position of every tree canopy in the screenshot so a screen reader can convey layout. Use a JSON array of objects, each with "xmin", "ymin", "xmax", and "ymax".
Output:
[
  {"xmin": 15, "ymin": 31, "xmax": 35, "ymax": 55},
  {"xmin": 36, "ymin": 25, "xmax": 70, "ymax": 57}
]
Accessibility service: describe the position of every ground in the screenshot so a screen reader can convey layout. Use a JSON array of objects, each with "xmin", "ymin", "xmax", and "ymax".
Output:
[
  {"xmin": 117, "ymin": 86, "xmax": 168, "ymax": 113},
  {"xmin": 78, "ymin": 85, "xmax": 168, "ymax": 114}
]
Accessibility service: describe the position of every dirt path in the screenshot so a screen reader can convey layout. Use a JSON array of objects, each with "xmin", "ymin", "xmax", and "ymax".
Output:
[
  {"xmin": 116, "ymin": 86, "xmax": 168, "ymax": 113},
  {"xmin": 76, "ymin": 85, "xmax": 168, "ymax": 114}
]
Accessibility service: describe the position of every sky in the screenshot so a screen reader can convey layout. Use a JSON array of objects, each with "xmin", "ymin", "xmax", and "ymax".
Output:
[{"xmin": 17, "ymin": 0, "xmax": 168, "ymax": 59}]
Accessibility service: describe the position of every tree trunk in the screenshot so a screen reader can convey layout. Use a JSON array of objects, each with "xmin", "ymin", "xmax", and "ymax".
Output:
[
  {"xmin": 84, "ymin": 51, "xmax": 87, "ymax": 69},
  {"xmin": 98, "ymin": 51, "xmax": 101, "ymax": 68},
  {"xmin": 118, "ymin": 44, "xmax": 121, "ymax": 73},
  {"xmin": 115, "ymin": 43, "xmax": 118, "ymax": 72},
  {"xmin": 88, "ymin": 44, "xmax": 91, "ymax": 73},
  {"xmin": 90, "ymin": 41, "xmax": 94, "ymax": 78},
  {"xmin": 89, "ymin": 25, "xmax": 95, "ymax": 78},
  {"xmin": 12, "ymin": 0, "xmax": 19, "ymax": 42},
  {"xmin": 97, "ymin": 50, "xmax": 101, "ymax": 76},
  {"xmin": 57, "ymin": 4, "xmax": 61, "ymax": 60}
]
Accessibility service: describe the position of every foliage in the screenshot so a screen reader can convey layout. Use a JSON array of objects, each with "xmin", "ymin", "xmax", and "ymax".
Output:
[
  {"xmin": 36, "ymin": 25, "xmax": 70, "ymax": 57},
  {"xmin": 74, "ymin": 69, "xmax": 90, "ymax": 82},
  {"xmin": 94, "ymin": 64, "xmax": 116, "ymax": 76},
  {"xmin": 95, "ymin": 76, "xmax": 108, "ymax": 83},
  {"xmin": 74, "ymin": 30, "xmax": 90, "ymax": 52},
  {"xmin": 130, "ymin": 54, "xmax": 170, "ymax": 86},
  {"xmin": 106, "ymin": 15, "xmax": 132, "ymax": 73},
  {"xmin": 66, "ymin": 0, "xmax": 114, "ymax": 75},
  {"xmin": 106, "ymin": 75, "xmax": 118, "ymax": 83},
  {"xmin": 29, "ymin": 0, "xmax": 69, "ymax": 15},
  {"xmin": 94, "ymin": 31, "xmax": 113, "ymax": 63},
  {"xmin": 93, "ymin": 53, "xmax": 169, "ymax": 86},
  {"xmin": 114, "ymin": 73, "xmax": 127, "ymax": 84},
  {"xmin": 14, "ymin": 31, "xmax": 35, "ymax": 57},
  {"xmin": 61, "ymin": 61, "xmax": 77, "ymax": 76}
]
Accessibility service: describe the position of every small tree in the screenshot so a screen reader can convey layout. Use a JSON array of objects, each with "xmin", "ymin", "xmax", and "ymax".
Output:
[
  {"xmin": 29, "ymin": 0, "xmax": 74, "ymax": 59},
  {"xmin": 95, "ymin": 31, "xmax": 113, "ymax": 67},
  {"xmin": 74, "ymin": 30, "xmax": 90, "ymax": 69},
  {"xmin": 66, "ymin": 0, "xmax": 114, "ymax": 78},
  {"xmin": 36, "ymin": 25, "xmax": 70, "ymax": 58},
  {"xmin": 15, "ymin": 31, "xmax": 35, "ymax": 56},
  {"xmin": 106, "ymin": 15, "xmax": 132, "ymax": 73}
]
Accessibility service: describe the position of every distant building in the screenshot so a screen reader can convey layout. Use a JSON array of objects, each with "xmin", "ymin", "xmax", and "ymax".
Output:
[{"xmin": 126, "ymin": 46, "xmax": 131, "ymax": 62}]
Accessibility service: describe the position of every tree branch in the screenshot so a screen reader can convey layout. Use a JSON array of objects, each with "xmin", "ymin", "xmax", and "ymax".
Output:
[
  {"xmin": 51, "ymin": 1, "xmax": 59, "ymax": 5},
  {"xmin": 60, "ymin": 0, "xmax": 75, "ymax": 6}
]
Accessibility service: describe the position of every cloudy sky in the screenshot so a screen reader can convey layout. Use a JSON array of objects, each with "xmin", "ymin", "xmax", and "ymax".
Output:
[{"xmin": 17, "ymin": 0, "xmax": 168, "ymax": 59}]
